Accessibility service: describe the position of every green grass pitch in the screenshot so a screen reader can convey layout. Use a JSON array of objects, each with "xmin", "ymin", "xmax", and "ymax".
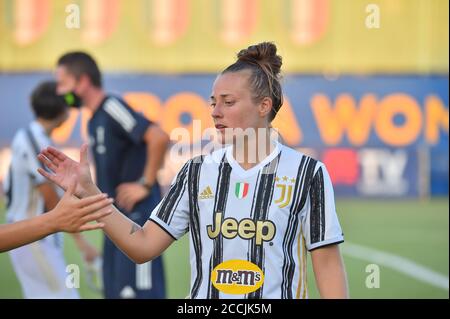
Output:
[{"xmin": 0, "ymin": 198, "xmax": 448, "ymax": 299}]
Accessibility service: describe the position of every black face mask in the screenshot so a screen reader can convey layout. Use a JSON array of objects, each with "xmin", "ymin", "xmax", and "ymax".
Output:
[{"xmin": 61, "ymin": 91, "xmax": 83, "ymax": 108}]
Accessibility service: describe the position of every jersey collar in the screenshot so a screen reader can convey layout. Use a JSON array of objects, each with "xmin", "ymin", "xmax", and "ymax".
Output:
[{"xmin": 225, "ymin": 141, "xmax": 281, "ymax": 178}]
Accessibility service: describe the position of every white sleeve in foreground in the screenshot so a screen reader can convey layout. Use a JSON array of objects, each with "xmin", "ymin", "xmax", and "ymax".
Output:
[
  {"xmin": 301, "ymin": 162, "xmax": 344, "ymax": 251},
  {"xmin": 149, "ymin": 161, "xmax": 190, "ymax": 240}
]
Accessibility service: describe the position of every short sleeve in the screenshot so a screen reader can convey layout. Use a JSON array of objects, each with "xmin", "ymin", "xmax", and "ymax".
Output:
[
  {"xmin": 103, "ymin": 97, "xmax": 150, "ymax": 144},
  {"xmin": 301, "ymin": 162, "xmax": 344, "ymax": 251},
  {"xmin": 149, "ymin": 160, "xmax": 191, "ymax": 240}
]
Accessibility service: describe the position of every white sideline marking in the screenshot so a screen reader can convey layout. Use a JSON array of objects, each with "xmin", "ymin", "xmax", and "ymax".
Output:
[{"xmin": 342, "ymin": 242, "xmax": 449, "ymax": 291}]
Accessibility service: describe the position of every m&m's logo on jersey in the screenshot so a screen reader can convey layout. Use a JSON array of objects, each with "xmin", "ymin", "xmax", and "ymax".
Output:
[{"xmin": 211, "ymin": 260, "xmax": 264, "ymax": 295}]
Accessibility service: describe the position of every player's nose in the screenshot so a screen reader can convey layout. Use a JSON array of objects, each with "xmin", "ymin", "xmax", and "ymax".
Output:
[{"xmin": 211, "ymin": 103, "xmax": 223, "ymax": 119}]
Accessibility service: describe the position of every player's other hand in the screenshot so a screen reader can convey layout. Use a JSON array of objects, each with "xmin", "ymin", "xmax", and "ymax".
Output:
[
  {"xmin": 50, "ymin": 175, "xmax": 113, "ymax": 233},
  {"xmin": 116, "ymin": 182, "xmax": 150, "ymax": 212},
  {"xmin": 81, "ymin": 242, "xmax": 100, "ymax": 263},
  {"xmin": 37, "ymin": 143, "xmax": 95, "ymax": 198}
]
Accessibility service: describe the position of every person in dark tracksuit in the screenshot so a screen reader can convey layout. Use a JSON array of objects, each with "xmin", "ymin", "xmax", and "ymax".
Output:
[{"xmin": 55, "ymin": 52, "xmax": 169, "ymax": 299}]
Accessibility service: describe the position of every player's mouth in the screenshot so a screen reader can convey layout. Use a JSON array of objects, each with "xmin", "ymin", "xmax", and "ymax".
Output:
[{"xmin": 215, "ymin": 124, "xmax": 227, "ymax": 131}]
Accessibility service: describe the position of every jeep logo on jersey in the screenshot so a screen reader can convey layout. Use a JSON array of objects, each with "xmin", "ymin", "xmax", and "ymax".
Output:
[
  {"xmin": 211, "ymin": 260, "xmax": 264, "ymax": 295},
  {"xmin": 207, "ymin": 212, "xmax": 276, "ymax": 245}
]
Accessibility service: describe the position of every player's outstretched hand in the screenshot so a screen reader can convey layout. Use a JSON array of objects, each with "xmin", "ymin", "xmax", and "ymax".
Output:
[
  {"xmin": 37, "ymin": 143, "xmax": 95, "ymax": 198},
  {"xmin": 49, "ymin": 176, "xmax": 113, "ymax": 233}
]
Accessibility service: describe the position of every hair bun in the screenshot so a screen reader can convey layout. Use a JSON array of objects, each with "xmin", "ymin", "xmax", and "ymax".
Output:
[{"xmin": 237, "ymin": 42, "xmax": 282, "ymax": 76}]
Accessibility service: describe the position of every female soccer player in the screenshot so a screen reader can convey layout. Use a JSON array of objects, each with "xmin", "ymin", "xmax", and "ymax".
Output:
[{"xmin": 38, "ymin": 42, "xmax": 348, "ymax": 299}]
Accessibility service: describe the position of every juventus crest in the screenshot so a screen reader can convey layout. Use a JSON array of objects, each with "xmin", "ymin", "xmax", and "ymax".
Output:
[{"xmin": 274, "ymin": 176, "xmax": 296, "ymax": 208}]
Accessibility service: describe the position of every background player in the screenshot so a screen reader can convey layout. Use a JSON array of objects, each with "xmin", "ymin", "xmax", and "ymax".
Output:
[
  {"xmin": 4, "ymin": 81, "xmax": 106, "ymax": 298},
  {"xmin": 55, "ymin": 52, "xmax": 169, "ymax": 299}
]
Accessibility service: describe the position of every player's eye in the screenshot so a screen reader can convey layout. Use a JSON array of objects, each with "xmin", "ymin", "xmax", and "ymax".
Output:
[{"xmin": 224, "ymin": 101, "xmax": 234, "ymax": 106}]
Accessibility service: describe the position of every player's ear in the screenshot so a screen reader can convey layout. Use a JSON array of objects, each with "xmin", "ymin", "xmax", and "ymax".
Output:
[
  {"xmin": 79, "ymin": 74, "xmax": 91, "ymax": 88},
  {"xmin": 259, "ymin": 97, "xmax": 273, "ymax": 118}
]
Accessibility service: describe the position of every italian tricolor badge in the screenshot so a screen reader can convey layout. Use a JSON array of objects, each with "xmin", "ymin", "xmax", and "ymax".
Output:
[{"xmin": 235, "ymin": 182, "xmax": 249, "ymax": 199}]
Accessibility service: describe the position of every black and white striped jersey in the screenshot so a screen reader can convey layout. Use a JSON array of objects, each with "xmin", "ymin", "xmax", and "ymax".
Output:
[{"xmin": 149, "ymin": 142, "xmax": 344, "ymax": 299}]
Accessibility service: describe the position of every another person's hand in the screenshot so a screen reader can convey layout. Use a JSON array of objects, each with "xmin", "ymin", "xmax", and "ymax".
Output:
[
  {"xmin": 116, "ymin": 182, "xmax": 150, "ymax": 212},
  {"xmin": 49, "ymin": 176, "xmax": 113, "ymax": 233},
  {"xmin": 80, "ymin": 241, "xmax": 100, "ymax": 263},
  {"xmin": 38, "ymin": 144, "xmax": 95, "ymax": 198}
]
